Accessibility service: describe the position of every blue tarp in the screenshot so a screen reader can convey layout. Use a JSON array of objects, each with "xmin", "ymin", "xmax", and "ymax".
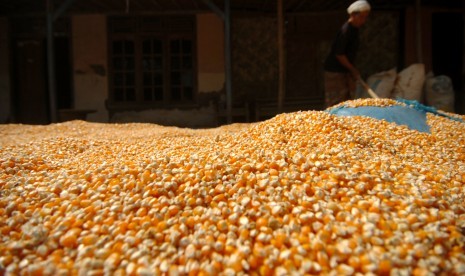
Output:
[
  {"xmin": 328, "ymin": 105, "xmax": 430, "ymax": 133},
  {"xmin": 328, "ymin": 99, "xmax": 464, "ymax": 133}
]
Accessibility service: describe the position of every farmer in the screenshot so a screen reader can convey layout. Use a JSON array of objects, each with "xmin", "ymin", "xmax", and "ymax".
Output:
[{"xmin": 323, "ymin": 0, "xmax": 371, "ymax": 108}]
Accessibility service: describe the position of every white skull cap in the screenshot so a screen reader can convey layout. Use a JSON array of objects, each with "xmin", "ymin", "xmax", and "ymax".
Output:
[{"xmin": 347, "ymin": 0, "xmax": 371, "ymax": 14}]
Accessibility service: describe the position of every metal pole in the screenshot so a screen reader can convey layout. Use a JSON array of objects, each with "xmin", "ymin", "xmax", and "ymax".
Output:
[
  {"xmin": 202, "ymin": 0, "xmax": 225, "ymax": 20},
  {"xmin": 277, "ymin": 0, "xmax": 285, "ymax": 113},
  {"xmin": 47, "ymin": 0, "xmax": 57, "ymax": 123},
  {"xmin": 225, "ymin": 0, "xmax": 232, "ymax": 123},
  {"xmin": 462, "ymin": 0, "xmax": 465, "ymax": 113},
  {"xmin": 53, "ymin": 0, "xmax": 76, "ymax": 20},
  {"xmin": 415, "ymin": 0, "xmax": 423, "ymax": 63}
]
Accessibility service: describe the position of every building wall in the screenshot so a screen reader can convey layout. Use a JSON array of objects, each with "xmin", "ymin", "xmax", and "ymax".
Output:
[
  {"xmin": 92, "ymin": 13, "xmax": 224, "ymax": 126},
  {"xmin": 229, "ymin": 11, "xmax": 399, "ymax": 103},
  {"xmin": 232, "ymin": 16, "xmax": 278, "ymax": 101},
  {"xmin": 197, "ymin": 13, "xmax": 225, "ymax": 94},
  {"xmin": 72, "ymin": 15, "xmax": 108, "ymax": 122},
  {"xmin": 404, "ymin": 6, "xmax": 464, "ymax": 113},
  {"xmin": 404, "ymin": 7, "xmax": 433, "ymax": 72},
  {"xmin": 109, "ymin": 13, "xmax": 223, "ymax": 127},
  {"xmin": 358, "ymin": 11, "xmax": 400, "ymax": 77},
  {"xmin": 0, "ymin": 18, "xmax": 10, "ymax": 123}
]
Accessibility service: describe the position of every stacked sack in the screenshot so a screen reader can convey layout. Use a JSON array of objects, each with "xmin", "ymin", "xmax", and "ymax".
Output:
[
  {"xmin": 357, "ymin": 64, "xmax": 455, "ymax": 112},
  {"xmin": 424, "ymin": 74, "xmax": 455, "ymax": 112}
]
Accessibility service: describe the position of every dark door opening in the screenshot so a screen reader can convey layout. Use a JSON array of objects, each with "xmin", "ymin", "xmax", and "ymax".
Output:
[
  {"xmin": 13, "ymin": 38, "xmax": 49, "ymax": 124},
  {"xmin": 286, "ymin": 35, "xmax": 323, "ymax": 100},
  {"xmin": 432, "ymin": 12, "xmax": 464, "ymax": 114},
  {"xmin": 55, "ymin": 37, "xmax": 72, "ymax": 110},
  {"xmin": 285, "ymin": 13, "xmax": 347, "ymax": 109},
  {"xmin": 12, "ymin": 36, "xmax": 72, "ymax": 124}
]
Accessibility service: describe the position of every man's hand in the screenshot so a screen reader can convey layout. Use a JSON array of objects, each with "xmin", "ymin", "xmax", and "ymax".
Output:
[
  {"xmin": 336, "ymin": 54, "xmax": 360, "ymax": 80},
  {"xmin": 349, "ymin": 68, "xmax": 360, "ymax": 81}
]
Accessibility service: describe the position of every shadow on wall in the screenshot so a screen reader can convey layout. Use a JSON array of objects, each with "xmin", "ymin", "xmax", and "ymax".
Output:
[{"xmin": 110, "ymin": 103, "xmax": 218, "ymax": 128}]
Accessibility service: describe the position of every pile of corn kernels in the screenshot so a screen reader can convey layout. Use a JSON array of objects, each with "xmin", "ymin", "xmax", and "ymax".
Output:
[{"xmin": 1, "ymin": 99, "xmax": 464, "ymax": 276}]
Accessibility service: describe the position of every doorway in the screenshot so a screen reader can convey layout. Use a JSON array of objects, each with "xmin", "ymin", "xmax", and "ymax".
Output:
[
  {"xmin": 432, "ymin": 12, "xmax": 464, "ymax": 114},
  {"xmin": 13, "ymin": 38, "xmax": 49, "ymax": 124},
  {"xmin": 285, "ymin": 13, "xmax": 347, "ymax": 109},
  {"xmin": 55, "ymin": 37, "xmax": 72, "ymax": 110},
  {"xmin": 12, "ymin": 36, "xmax": 72, "ymax": 124}
]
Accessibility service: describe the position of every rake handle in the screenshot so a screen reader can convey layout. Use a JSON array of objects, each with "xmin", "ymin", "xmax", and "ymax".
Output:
[{"xmin": 358, "ymin": 78, "xmax": 380, "ymax": 99}]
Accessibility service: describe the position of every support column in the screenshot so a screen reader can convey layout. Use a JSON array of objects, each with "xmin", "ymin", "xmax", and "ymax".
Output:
[
  {"xmin": 462, "ymin": 0, "xmax": 465, "ymax": 113},
  {"xmin": 415, "ymin": 0, "xmax": 423, "ymax": 63},
  {"xmin": 277, "ymin": 0, "xmax": 285, "ymax": 113},
  {"xmin": 46, "ymin": 0, "xmax": 57, "ymax": 123},
  {"xmin": 46, "ymin": 0, "xmax": 76, "ymax": 123},
  {"xmin": 202, "ymin": 0, "xmax": 232, "ymax": 123},
  {"xmin": 224, "ymin": 0, "xmax": 232, "ymax": 123}
]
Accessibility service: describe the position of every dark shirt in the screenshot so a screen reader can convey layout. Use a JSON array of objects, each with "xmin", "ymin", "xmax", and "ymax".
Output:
[{"xmin": 324, "ymin": 21, "xmax": 359, "ymax": 73}]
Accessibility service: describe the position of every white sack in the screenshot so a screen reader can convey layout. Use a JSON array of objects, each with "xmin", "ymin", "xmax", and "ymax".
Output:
[
  {"xmin": 392, "ymin": 63, "xmax": 425, "ymax": 101},
  {"xmin": 425, "ymin": 75, "xmax": 455, "ymax": 112},
  {"xmin": 366, "ymin": 68, "xmax": 397, "ymax": 98},
  {"xmin": 355, "ymin": 68, "xmax": 397, "ymax": 99}
]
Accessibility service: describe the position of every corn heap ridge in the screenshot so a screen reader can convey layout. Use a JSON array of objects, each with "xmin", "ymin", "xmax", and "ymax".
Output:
[{"xmin": 0, "ymin": 98, "xmax": 464, "ymax": 275}]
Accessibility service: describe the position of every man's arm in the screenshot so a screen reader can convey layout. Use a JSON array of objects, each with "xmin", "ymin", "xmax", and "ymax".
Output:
[{"xmin": 336, "ymin": 54, "xmax": 360, "ymax": 80}]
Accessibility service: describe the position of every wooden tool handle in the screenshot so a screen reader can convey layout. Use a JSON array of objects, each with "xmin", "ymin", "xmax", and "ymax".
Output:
[{"xmin": 358, "ymin": 78, "xmax": 380, "ymax": 99}]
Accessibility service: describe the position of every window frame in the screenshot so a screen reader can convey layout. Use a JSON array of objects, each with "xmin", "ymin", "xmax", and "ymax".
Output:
[{"xmin": 107, "ymin": 15, "xmax": 197, "ymax": 110}]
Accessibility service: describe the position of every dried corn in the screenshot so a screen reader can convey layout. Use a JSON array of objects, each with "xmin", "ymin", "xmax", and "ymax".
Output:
[{"xmin": 0, "ymin": 98, "xmax": 464, "ymax": 275}]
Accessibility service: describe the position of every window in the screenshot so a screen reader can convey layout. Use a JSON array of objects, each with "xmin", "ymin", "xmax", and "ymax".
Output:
[
  {"xmin": 170, "ymin": 39, "xmax": 194, "ymax": 101},
  {"xmin": 108, "ymin": 16, "xmax": 196, "ymax": 107},
  {"xmin": 112, "ymin": 40, "xmax": 136, "ymax": 102},
  {"xmin": 142, "ymin": 38, "xmax": 164, "ymax": 101}
]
